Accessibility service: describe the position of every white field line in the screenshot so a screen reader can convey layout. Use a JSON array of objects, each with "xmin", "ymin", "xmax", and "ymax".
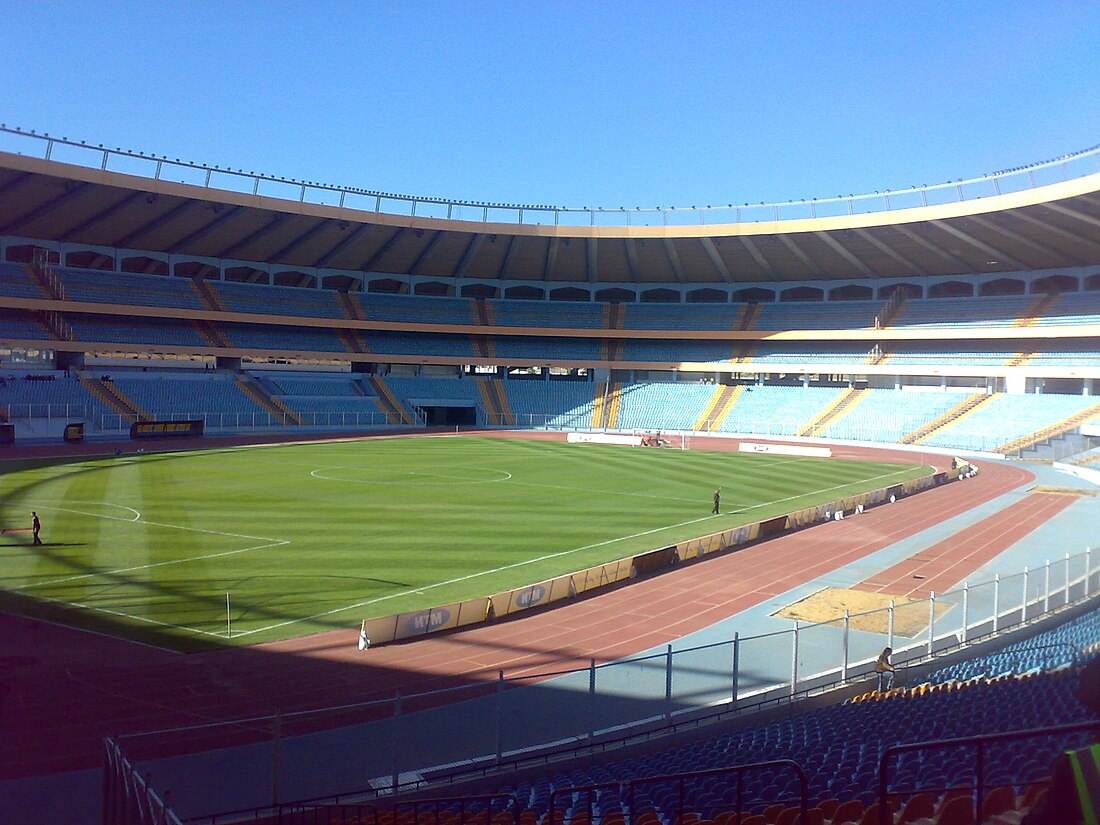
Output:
[
  {"xmin": 24, "ymin": 591, "xmax": 228, "ymax": 638},
  {"xmin": 8, "ymin": 504, "xmax": 290, "ymax": 639},
  {"xmin": 236, "ymin": 465, "xmax": 920, "ymax": 637}
]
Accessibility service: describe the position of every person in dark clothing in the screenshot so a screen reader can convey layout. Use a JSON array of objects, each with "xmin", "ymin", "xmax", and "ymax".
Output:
[
  {"xmin": 1022, "ymin": 656, "xmax": 1100, "ymax": 824},
  {"xmin": 31, "ymin": 511, "xmax": 42, "ymax": 546},
  {"xmin": 712, "ymin": 489, "xmax": 721, "ymax": 515},
  {"xmin": 875, "ymin": 647, "xmax": 895, "ymax": 692}
]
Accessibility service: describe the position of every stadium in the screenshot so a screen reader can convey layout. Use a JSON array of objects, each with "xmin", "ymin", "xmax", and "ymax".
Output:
[{"xmin": 3, "ymin": 31, "xmax": 1100, "ymax": 821}]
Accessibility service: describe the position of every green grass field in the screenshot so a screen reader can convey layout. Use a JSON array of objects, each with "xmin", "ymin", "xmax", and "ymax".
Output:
[{"xmin": 0, "ymin": 436, "xmax": 930, "ymax": 651}]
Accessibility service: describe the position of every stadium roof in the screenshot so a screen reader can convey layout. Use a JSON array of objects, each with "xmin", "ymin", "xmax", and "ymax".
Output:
[{"xmin": 1, "ymin": 128, "xmax": 1099, "ymax": 285}]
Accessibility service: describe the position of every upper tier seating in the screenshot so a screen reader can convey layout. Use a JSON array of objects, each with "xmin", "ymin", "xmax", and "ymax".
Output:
[
  {"xmin": 58, "ymin": 267, "xmax": 206, "ymax": 310},
  {"xmin": 213, "ymin": 280, "xmax": 343, "ymax": 319},
  {"xmin": 0, "ymin": 261, "xmax": 46, "ymax": 299},
  {"xmin": 269, "ymin": 376, "xmax": 364, "ymax": 396}
]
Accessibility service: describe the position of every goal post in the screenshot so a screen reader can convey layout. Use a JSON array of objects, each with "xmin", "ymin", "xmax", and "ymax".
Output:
[{"xmin": 632, "ymin": 429, "xmax": 690, "ymax": 450}]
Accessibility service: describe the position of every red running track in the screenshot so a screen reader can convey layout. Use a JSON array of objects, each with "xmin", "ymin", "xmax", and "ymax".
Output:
[
  {"xmin": 0, "ymin": 437, "xmax": 1038, "ymax": 778},
  {"xmin": 854, "ymin": 491, "xmax": 1077, "ymax": 599}
]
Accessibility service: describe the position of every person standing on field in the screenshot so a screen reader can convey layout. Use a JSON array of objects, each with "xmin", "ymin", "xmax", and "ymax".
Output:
[
  {"xmin": 31, "ymin": 511, "xmax": 42, "ymax": 546},
  {"xmin": 712, "ymin": 489, "xmax": 721, "ymax": 515}
]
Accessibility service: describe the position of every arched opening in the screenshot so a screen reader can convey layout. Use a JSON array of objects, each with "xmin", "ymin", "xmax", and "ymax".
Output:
[
  {"xmin": 732, "ymin": 287, "xmax": 774, "ymax": 302},
  {"xmin": 322, "ymin": 274, "xmax": 362, "ymax": 292},
  {"xmin": 65, "ymin": 250, "xmax": 114, "ymax": 271},
  {"xmin": 549, "ymin": 287, "xmax": 590, "ymax": 302},
  {"xmin": 686, "ymin": 288, "xmax": 727, "ymax": 303},
  {"xmin": 460, "ymin": 283, "xmax": 498, "ymax": 299},
  {"xmin": 780, "ymin": 286, "xmax": 824, "ymax": 302},
  {"xmin": 173, "ymin": 261, "xmax": 217, "ymax": 279},
  {"xmin": 504, "ymin": 285, "xmax": 545, "ymax": 300},
  {"xmin": 368, "ymin": 278, "xmax": 405, "ymax": 294},
  {"xmin": 596, "ymin": 288, "xmax": 636, "ymax": 303},
  {"xmin": 979, "ymin": 278, "xmax": 1025, "ymax": 296},
  {"xmin": 5, "ymin": 244, "xmax": 58, "ymax": 264},
  {"xmin": 828, "ymin": 284, "xmax": 873, "ymax": 301},
  {"xmin": 120, "ymin": 256, "xmax": 170, "ymax": 276},
  {"xmin": 928, "ymin": 281, "xmax": 973, "ymax": 298},
  {"xmin": 1032, "ymin": 274, "xmax": 1079, "ymax": 294},
  {"xmin": 641, "ymin": 288, "xmax": 680, "ymax": 303},
  {"xmin": 225, "ymin": 266, "xmax": 269, "ymax": 284},
  {"xmin": 274, "ymin": 271, "xmax": 316, "ymax": 288},
  {"xmin": 414, "ymin": 281, "xmax": 453, "ymax": 297},
  {"xmin": 878, "ymin": 282, "xmax": 923, "ymax": 300}
]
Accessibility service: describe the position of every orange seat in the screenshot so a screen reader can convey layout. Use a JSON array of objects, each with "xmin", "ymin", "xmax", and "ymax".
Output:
[
  {"xmin": 713, "ymin": 811, "xmax": 739, "ymax": 825},
  {"xmin": 763, "ymin": 804, "xmax": 785, "ymax": 824},
  {"xmin": 740, "ymin": 817, "xmax": 766, "ymax": 825},
  {"xmin": 1020, "ymin": 782, "xmax": 1048, "ymax": 811},
  {"xmin": 856, "ymin": 803, "xmax": 881, "ymax": 825},
  {"xmin": 981, "ymin": 786, "xmax": 1016, "ymax": 818},
  {"xmin": 815, "ymin": 799, "xmax": 839, "ymax": 820},
  {"xmin": 830, "ymin": 799, "xmax": 863, "ymax": 825},
  {"xmin": 897, "ymin": 793, "xmax": 935, "ymax": 824},
  {"xmin": 932, "ymin": 796, "xmax": 974, "ymax": 825}
]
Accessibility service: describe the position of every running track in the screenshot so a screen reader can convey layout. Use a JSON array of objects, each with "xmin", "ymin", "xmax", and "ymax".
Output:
[{"xmin": 0, "ymin": 435, "xmax": 1041, "ymax": 778}]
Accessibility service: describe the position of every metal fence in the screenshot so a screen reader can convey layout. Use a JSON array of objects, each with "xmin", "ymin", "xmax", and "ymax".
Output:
[
  {"xmin": 3, "ymin": 124, "xmax": 1098, "ymax": 228},
  {"xmin": 129, "ymin": 548, "xmax": 1097, "ymax": 821},
  {"xmin": 93, "ymin": 409, "xmax": 407, "ymax": 432}
]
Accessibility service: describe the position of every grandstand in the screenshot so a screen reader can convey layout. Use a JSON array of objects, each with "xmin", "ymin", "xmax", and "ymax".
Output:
[{"xmin": 2, "ymin": 128, "xmax": 1100, "ymax": 825}]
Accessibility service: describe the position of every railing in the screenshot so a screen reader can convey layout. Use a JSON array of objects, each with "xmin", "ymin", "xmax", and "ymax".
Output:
[
  {"xmin": 119, "ymin": 547, "xmax": 1098, "ymax": 819},
  {"xmin": 94, "ymin": 409, "xmax": 407, "ymax": 432},
  {"xmin": 104, "ymin": 737, "xmax": 184, "ymax": 825},
  {"xmin": 5, "ymin": 402, "xmax": 91, "ymax": 420},
  {"xmin": 278, "ymin": 793, "xmax": 520, "ymax": 825},
  {"xmin": 2, "ymin": 124, "xmax": 1098, "ymax": 227},
  {"xmin": 877, "ymin": 721, "xmax": 1100, "ymax": 825}
]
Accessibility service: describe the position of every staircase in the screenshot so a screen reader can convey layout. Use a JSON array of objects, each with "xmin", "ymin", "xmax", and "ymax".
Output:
[
  {"xmin": 190, "ymin": 277, "xmax": 228, "ymax": 312},
  {"xmin": 604, "ymin": 382, "xmax": 624, "ymax": 429},
  {"xmin": 35, "ymin": 310, "xmax": 75, "ymax": 342},
  {"xmin": 368, "ymin": 375, "xmax": 416, "ymax": 425},
  {"xmin": 1005, "ymin": 294, "xmax": 1061, "ymax": 366},
  {"xmin": 469, "ymin": 300, "xmax": 496, "ymax": 359},
  {"xmin": 995, "ymin": 401, "xmax": 1100, "ymax": 456},
  {"xmin": 730, "ymin": 303, "xmax": 760, "ymax": 363},
  {"xmin": 875, "ymin": 289, "xmax": 909, "ymax": 330},
  {"xmin": 899, "ymin": 393, "xmax": 994, "ymax": 445},
  {"xmin": 601, "ymin": 304, "xmax": 625, "ymax": 362},
  {"xmin": 191, "ymin": 319, "xmax": 232, "ymax": 348},
  {"xmin": 79, "ymin": 376, "xmax": 149, "ymax": 424},
  {"xmin": 25, "ymin": 259, "xmax": 65, "ymax": 301},
  {"xmin": 798, "ymin": 388, "xmax": 869, "ymax": 437},
  {"xmin": 335, "ymin": 293, "xmax": 370, "ymax": 353},
  {"xmin": 591, "ymin": 381, "xmax": 610, "ymax": 428},
  {"xmin": 865, "ymin": 344, "xmax": 890, "ymax": 366},
  {"xmin": 693, "ymin": 384, "xmax": 745, "ymax": 432},
  {"xmin": 236, "ymin": 374, "xmax": 304, "ymax": 425},
  {"xmin": 477, "ymin": 379, "xmax": 515, "ymax": 427}
]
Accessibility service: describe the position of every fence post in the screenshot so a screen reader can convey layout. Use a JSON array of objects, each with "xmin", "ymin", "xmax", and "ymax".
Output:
[
  {"xmin": 1022, "ymin": 566, "xmax": 1030, "ymax": 620},
  {"xmin": 731, "ymin": 632, "xmax": 739, "ymax": 705},
  {"xmin": 993, "ymin": 574, "xmax": 1001, "ymax": 632},
  {"xmin": 588, "ymin": 658, "xmax": 596, "ymax": 741},
  {"xmin": 392, "ymin": 689, "xmax": 402, "ymax": 793},
  {"xmin": 961, "ymin": 582, "xmax": 969, "ymax": 643},
  {"xmin": 791, "ymin": 622, "xmax": 799, "ymax": 697},
  {"xmin": 888, "ymin": 601, "xmax": 895, "ymax": 650},
  {"xmin": 272, "ymin": 709, "xmax": 281, "ymax": 807},
  {"xmin": 927, "ymin": 593, "xmax": 936, "ymax": 656},
  {"xmin": 1044, "ymin": 560, "xmax": 1051, "ymax": 614},
  {"xmin": 665, "ymin": 644, "xmax": 673, "ymax": 719},
  {"xmin": 1088, "ymin": 547, "xmax": 1093, "ymax": 596},
  {"xmin": 496, "ymin": 670, "xmax": 504, "ymax": 764},
  {"xmin": 842, "ymin": 610, "xmax": 850, "ymax": 683}
]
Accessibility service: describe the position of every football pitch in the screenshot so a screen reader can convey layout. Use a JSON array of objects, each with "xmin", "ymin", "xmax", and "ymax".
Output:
[{"xmin": 0, "ymin": 435, "xmax": 930, "ymax": 651}]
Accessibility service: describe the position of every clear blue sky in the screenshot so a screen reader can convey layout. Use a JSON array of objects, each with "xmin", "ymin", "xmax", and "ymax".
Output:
[{"xmin": 1, "ymin": 1, "xmax": 1097, "ymax": 210}]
